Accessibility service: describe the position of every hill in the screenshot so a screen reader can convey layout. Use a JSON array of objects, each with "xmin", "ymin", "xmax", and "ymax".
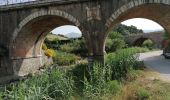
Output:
[{"xmin": 46, "ymin": 34, "xmax": 68, "ymax": 41}]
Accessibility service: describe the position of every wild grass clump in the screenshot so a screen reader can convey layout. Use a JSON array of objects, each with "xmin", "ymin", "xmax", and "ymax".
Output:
[
  {"xmin": 82, "ymin": 63, "xmax": 121, "ymax": 100},
  {"xmin": 53, "ymin": 51, "xmax": 80, "ymax": 66},
  {"xmin": 126, "ymin": 47, "xmax": 150, "ymax": 53},
  {"xmin": 136, "ymin": 88, "xmax": 150, "ymax": 99},
  {"xmin": 1, "ymin": 68, "xmax": 74, "ymax": 100}
]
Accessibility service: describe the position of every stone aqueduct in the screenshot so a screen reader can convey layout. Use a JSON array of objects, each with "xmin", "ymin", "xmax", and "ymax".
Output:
[
  {"xmin": 0, "ymin": 0, "xmax": 169, "ymax": 82},
  {"xmin": 125, "ymin": 32, "xmax": 163, "ymax": 48}
]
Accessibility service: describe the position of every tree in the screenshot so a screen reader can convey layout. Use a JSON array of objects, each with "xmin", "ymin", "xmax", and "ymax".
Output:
[
  {"xmin": 105, "ymin": 32, "xmax": 126, "ymax": 52},
  {"xmin": 113, "ymin": 24, "xmax": 143, "ymax": 35}
]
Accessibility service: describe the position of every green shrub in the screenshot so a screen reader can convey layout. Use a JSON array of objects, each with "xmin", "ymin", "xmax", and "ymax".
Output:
[
  {"xmin": 105, "ymin": 31, "xmax": 126, "ymax": 52},
  {"xmin": 107, "ymin": 80, "xmax": 122, "ymax": 94},
  {"xmin": 105, "ymin": 38, "xmax": 113, "ymax": 51},
  {"xmin": 59, "ymin": 39, "xmax": 88, "ymax": 56},
  {"xmin": 111, "ymin": 39, "xmax": 126, "ymax": 51},
  {"xmin": 53, "ymin": 51, "xmax": 80, "ymax": 66},
  {"xmin": 137, "ymin": 88, "xmax": 150, "ymax": 100},
  {"xmin": 44, "ymin": 49, "xmax": 56, "ymax": 57},
  {"xmin": 108, "ymin": 31, "xmax": 124, "ymax": 39},
  {"xmin": 142, "ymin": 39, "xmax": 154, "ymax": 50},
  {"xmin": 59, "ymin": 43, "xmax": 75, "ymax": 53},
  {"xmin": 105, "ymin": 47, "xmax": 146, "ymax": 80}
]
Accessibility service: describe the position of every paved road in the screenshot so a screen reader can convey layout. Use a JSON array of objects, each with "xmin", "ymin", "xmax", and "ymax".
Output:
[{"xmin": 139, "ymin": 50, "xmax": 170, "ymax": 81}]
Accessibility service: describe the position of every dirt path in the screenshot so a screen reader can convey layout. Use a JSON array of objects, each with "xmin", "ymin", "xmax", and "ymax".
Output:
[{"xmin": 139, "ymin": 50, "xmax": 170, "ymax": 82}]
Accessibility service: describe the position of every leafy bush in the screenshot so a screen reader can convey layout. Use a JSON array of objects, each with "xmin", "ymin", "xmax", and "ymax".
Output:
[
  {"xmin": 105, "ymin": 38, "xmax": 113, "ymax": 51},
  {"xmin": 60, "ymin": 43, "xmax": 75, "ymax": 53},
  {"xmin": 107, "ymin": 80, "xmax": 122, "ymax": 94},
  {"xmin": 111, "ymin": 39, "xmax": 126, "ymax": 51},
  {"xmin": 142, "ymin": 39, "xmax": 154, "ymax": 50},
  {"xmin": 108, "ymin": 31, "xmax": 124, "ymax": 40},
  {"xmin": 106, "ymin": 31, "xmax": 126, "ymax": 52},
  {"xmin": 44, "ymin": 49, "xmax": 56, "ymax": 57},
  {"xmin": 105, "ymin": 47, "xmax": 146, "ymax": 80},
  {"xmin": 59, "ymin": 39, "xmax": 88, "ymax": 56},
  {"xmin": 53, "ymin": 51, "xmax": 80, "ymax": 66},
  {"xmin": 114, "ymin": 24, "xmax": 143, "ymax": 35},
  {"xmin": 137, "ymin": 88, "xmax": 150, "ymax": 99}
]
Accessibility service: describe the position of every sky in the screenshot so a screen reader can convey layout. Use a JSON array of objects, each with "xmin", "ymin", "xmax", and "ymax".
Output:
[
  {"xmin": 121, "ymin": 18, "xmax": 164, "ymax": 32},
  {"xmin": 52, "ymin": 25, "xmax": 82, "ymax": 35},
  {"xmin": 52, "ymin": 18, "xmax": 164, "ymax": 35}
]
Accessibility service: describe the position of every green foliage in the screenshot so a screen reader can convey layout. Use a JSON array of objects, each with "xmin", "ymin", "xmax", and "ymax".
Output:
[
  {"xmin": 59, "ymin": 39, "xmax": 88, "ymax": 56},
  {"xmin": 107, "ymin": 80, "xmax": 122, "ymax": 94},
  {"xmin": 53, "ymin": 51, "xmax": 80, "ymax": 66},
  {"xmin": 142, "ymin": 39, "xmax": 154, "ymax": 50},
  {"xmin": 163, "ymin": 31, "xmax": 170, "ymax": 40},
  {"xmin": 105, "ymin": 47, "xmax": 147, "ymax": 80},
  {"xmin": 0, "ymin": 45, "xmax": 149, "ymax": 100},
  {"xmin": 105, "ymin": 39, "xmax": 113, "ymax": 51},
  {"xmin": 111, "ymin": 39, "xmax": 126, "ymax": 51},
  {"xmin": 2, "ymin": 68, "xmax": 74, "ymax": 100},
  {"xmin": 114, "ymin": 24, "xmax": 143, "ymax": 35},
  {"xmin": 45, "ymin": 38, "xmax": 60, "ymax": 50},
  {"xmin": 106, "ymin": 32, "xmax": 126, "ymax": 52},
  {"xmin": 59, "ymin": 43, "xmax": 75, "ymax": 53},
  {"xmin": 108, "ymin": 31, "xmax": 124, "ymax": 39},
  {"xmin": 83, "ymin": 63, "xmax": 116, "ymax": 99},
  {"xmin": 137, "ymin": 88, "xmax": 150, "ymax": 100}
]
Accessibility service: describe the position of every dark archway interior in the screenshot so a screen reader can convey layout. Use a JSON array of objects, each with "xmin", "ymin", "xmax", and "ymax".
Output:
[{"xmin": 133, "ymin": 38, "xmax": 152, "ymax": 47}]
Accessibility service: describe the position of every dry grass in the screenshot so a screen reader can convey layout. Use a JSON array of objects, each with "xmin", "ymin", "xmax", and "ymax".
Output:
[{"xmin": 112, "ymin": 68, "xmax": 170, "ymax": 100}]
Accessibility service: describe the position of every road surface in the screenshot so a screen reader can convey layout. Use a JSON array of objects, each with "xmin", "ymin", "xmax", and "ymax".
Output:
[{"xmin": 139, "ymin": 50, "xmax": 170, "ymax": 81}]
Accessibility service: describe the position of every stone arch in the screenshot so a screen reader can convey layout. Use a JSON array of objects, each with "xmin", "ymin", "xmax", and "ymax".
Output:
[
  {"xmin": 12, "ymin": 9, "xmax": 80, "ymax": 42},
  {"xmin": 105, "ymin": 0, "xmax": 170, "ymax": 32},
  {"xmin": 10, "ymin": 9, "xmax": 81, "ymax": 58},
  {"xmin": 9, "ymin": 9, "xmax": 83, "ymax": 76},
  {"xmin": 132, "ymin": 37, "xmax": 155, "ymax": 47}
]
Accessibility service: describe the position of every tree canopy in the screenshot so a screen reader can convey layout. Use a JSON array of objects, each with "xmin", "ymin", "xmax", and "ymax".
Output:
[{"xmin": 114, "ymin": 24, "xmax": 143, "ymax": 35}]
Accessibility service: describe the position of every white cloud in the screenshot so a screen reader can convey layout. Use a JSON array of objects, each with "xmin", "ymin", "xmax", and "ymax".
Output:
[
  {"xmin": 122, "ymin": 18, "xmax": 164, "ymax": 31},
  {"xmin": 52, "ymin": 25, "xmax": 82, "ymax": 35}
]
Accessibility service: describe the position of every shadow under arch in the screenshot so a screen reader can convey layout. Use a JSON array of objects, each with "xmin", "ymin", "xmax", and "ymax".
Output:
[
  {"xmin": 132, "ymin": 37, "xmax": 154, "ymax": 47},
  {"xmin": 9, "ymin": 9, "xmax": 82, "ymax": 76}
]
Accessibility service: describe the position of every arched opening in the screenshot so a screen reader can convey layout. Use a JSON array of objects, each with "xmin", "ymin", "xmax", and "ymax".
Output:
[
  {"xmin": 43, "ymin": 25, "xmax": 88, "ymax": 66},
  {"xmin": 133, "ymin": 38, "xmax": 154, "ymax": 47},
  {"xmin": 106, "ymin": 3, "xmax": 170, "ymax": 35},
  {"xmin": 105, "ymin": 3, "xmax": 170, "ymax": 53},
  {"xmin": 105, "ymin": 18, "xmax": 165, "ymax": 53},
  {"xmin": 10, "ymin": 13, "xmax": 83, "ymax": 76}
]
